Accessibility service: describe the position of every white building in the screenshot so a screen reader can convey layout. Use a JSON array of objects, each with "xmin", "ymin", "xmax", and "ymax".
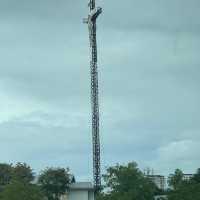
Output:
[
  {"xmin": 61, "ymin": 182, "xmax": 94, "ymax": 200},
  {"xmin": 183, "ymin": 174, "xmax": 194, "ymax": 181},
  {"xmin": 148, "ymin": 175, "xmax": 166, "ymax": 190}
]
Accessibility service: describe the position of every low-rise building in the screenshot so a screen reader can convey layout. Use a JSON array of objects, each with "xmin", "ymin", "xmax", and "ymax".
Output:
[
  {"xmin": 61, "ymin": 182, "xmax": 94, "ymax": 200},
  {"xmin": 183, "ymin": 174, "xmax": 194, "ymax": 181},
  {"xmin": 148, "ymin": 175, "xmax": 166, "ymax": 190}
]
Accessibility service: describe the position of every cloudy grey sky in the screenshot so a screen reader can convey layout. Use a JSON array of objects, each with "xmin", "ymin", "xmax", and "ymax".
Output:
[{"xmin": 0, "ymin": 0, "xmax": 200, "ymax": 181}]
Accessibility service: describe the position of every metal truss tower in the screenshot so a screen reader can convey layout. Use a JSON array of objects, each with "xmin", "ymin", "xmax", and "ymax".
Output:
[{"xmin": 84, "ymin": 0, "xmax": 102, "ymax": 192}]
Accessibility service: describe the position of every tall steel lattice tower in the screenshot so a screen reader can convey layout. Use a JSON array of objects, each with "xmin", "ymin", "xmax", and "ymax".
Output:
[{"xmin": 83, "ymin": 0, "xmax": 102, "ymax": 192}]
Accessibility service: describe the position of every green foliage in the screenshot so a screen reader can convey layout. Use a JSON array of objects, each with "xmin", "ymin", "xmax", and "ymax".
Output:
[
  {"xmin": 38, "ymin": 167, "xmax": 71, "ymax": 200},
  {"xmin": 168, "ymin": 169, "xmax": 184, "ymax": 190},
  {"xmin": 99, "ymin": 162, "xmax": 157, "ymax": 200},
  {"xmin": 0, "ymin": 162, "xmax": 34, "ymax": 189},
  {"xmin": 12, "ymin": 163, "xmax": 34, "ymax": 183},
  {"xmin": 168, "ymin": 182, "xmax": 200, "ymax": 200},
  {"xmin": 168, "ymin": 169, "xmax": 200, "ymax": 200},
  {"xmin": 0, "ymin": 181, "xmax": 45, "ymax": 200},
  {"xmin": 0, "ymin": 163, "xmax": 74, "ymax": 200},
  {"xmin": 71, "ymin": 176, "xmax": 76, "ymax": 183},
  {"xmin": 0, "ymin": 164, "xmax": 12, "ymax": 189}
]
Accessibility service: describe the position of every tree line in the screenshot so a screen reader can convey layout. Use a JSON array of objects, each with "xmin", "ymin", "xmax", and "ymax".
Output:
[
  {"xmin": 0, "ymin": 163, "xmax": 74, "ymax": 200},
  {"xmin": 97, "ymin": 162, "xmax": 200, "ymax": 200},
  {"xmin": 0, "ymin": 161, "xmax": 200, "ymax": 200}
]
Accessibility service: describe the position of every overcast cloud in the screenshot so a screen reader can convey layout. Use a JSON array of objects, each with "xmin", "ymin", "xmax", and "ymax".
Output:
[{"xmin": 0, "ymin": 0, "xmax": 200, "ymax": 181}]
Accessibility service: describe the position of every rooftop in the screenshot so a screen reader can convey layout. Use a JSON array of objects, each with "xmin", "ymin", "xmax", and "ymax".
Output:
[{"xmin": 69, "ymin": 182, "xmax": 94, "ymax": 190}]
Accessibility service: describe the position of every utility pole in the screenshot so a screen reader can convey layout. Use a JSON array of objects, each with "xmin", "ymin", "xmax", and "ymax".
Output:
[{"xmin": 83, "ymin": 0, "xmax": 102, "ymax": 193}]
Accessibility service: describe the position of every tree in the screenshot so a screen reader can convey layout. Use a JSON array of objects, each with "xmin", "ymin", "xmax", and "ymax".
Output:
[
  {"xmin": 168, "ymin": 169, "xmax": 184, "ymax": 190},
  {"xmin": 38, "ymin": 167, "xmax": 71, "ymax": 200},
  {"xmin": 98, "ymin": 162, "xmax": 157, "ymax": 200},
  {"xmin": 0, "ymin": 181, "xmax": 45, "ymax": 200},
  {"xmin": 71, "ymin": 175, "xmax": 76, "ymax": 183},
  {"xmin": 168, "ymin": 168, "xmax": 200, "ymax": 200},
  {"xmin": 11, "ymin": 163, "xmax": 34, "ymax": 183},
  {"xmin": 0, "ymin": 162, "xmax": 34, "ymax": 191},
  {"xmin": 0, "ymin": 164, "xmax": 12, "ymax": 190},
  {"xmin": 168, "ymin": 181, "xmax": 200, "ymax": 200}
]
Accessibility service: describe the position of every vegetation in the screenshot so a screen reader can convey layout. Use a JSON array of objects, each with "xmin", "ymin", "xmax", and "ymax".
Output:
[
  {"xmin": 12, "ymin": 163, "xmax": 35, "ymax": 183},
  {"xmin": 38, "ymin": 167, "xmax": 71, "ymax": 200},
  {"xmin": 0, "ymin": 163, "xmax": 74, "ymax": 200},
  {"xmin": 0, "ymin": 161, "xmax": 200, "ymax": 200},
  {"xmin": 168, "ymin": 169, "xmax": 184, "ymax": 190},
  {"xmin": 0, "ymin": 164, "xmax": 12, "ymax": 191},
  {"xmin": 0, "ymin": 163, "xmax": 39, "ymax": 200},
  {"xmin": 168, "ymin": 168, "xmax": 200, "ymax": 200},
  {"xmin": 0, "ymin": 181, "xmax": 45, "ymax": 200},
  {"xmin": 0, "ymin": 162, "xmax": 34, "ymax": 192},
  {"xmin": 97, "ymin": 163, "xmax": 200, "ymax": 200},
  {"xmin": 97, "ymin": 162, "xmax": 157, "ymax": 200}
]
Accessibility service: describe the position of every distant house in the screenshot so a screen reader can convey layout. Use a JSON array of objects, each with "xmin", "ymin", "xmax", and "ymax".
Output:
[{"xmin": 61, "ymin": 182, "xmax": 94, "ymax": 200}]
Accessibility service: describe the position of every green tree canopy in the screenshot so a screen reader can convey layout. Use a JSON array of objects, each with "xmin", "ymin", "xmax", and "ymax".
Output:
[
  {"xmin": 168, "ymin": 169, "xmax": 184, "ymax": 190},
  {"xmin": 0, "ymin": 164, "xmax": 12, "ymax": 189},
  {"xmin": 38, "ymin": 167, "xmax": 72, "ymax": 200},
  {"xmin": 0, "ymin": 162, "xmax": 34, "ymax": 189},
  {"xmin": 0, "ymin": 181, "xmax": 45, "ymax": 200},
  {"xmin": 98, "ymin": 162, "xmax": 157, "ymax": 200},
  {"xmin": 168, "ymin": 181, "xmax": 200, "ymax": 200},
  {"xmin": 168, "ymin": 168, "xmax": 200, "ymax": 200},
  {"xmin": 12, "ymin": 163, "xmax": 34, "ymax": 183}
]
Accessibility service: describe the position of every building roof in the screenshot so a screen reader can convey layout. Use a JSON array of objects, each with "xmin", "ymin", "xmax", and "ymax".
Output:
[
  {"xmin": 148, "ymin": 175, "xmax": 165, "ymax": 177},
  {"xmin": 69, "ymin": 182, "xmax": 94, "ymax": 191},
  {"xmin": 183, "ymin": 174, "xmax": 194, "ymax": 176}
]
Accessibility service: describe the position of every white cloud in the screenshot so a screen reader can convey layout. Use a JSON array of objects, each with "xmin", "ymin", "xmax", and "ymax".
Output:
[{"xmin": 148, "ymin": 139, "xmax": 200, "ymax": 175}]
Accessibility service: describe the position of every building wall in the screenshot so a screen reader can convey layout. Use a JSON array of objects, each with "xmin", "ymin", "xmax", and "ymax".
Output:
[
  {"xmin": 88, "ymin": 191, "xmax": 94, "ymax": 200},
  {"xmin": 68, "ymin": 190, "xmax": 88, "ymax": 200},
  {"xmin": 183, "ymin": 174, "xmax": 193, "ymax": 181},
  {"xmin": 148, "ymin": 175, "xmax": 166, "ymax": 190},
  {"xmin": 60, "ymin": 182, "xmax": 94, "ymax": 200},
  {"xmin": 61, "ymin": 190, "xmax": 94, "ymax": 200}
]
